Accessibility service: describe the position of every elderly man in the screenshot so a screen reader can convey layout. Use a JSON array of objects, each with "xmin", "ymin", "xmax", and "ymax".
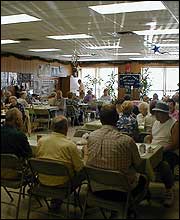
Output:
[
  {"xmin": 145, "ymin": 101, "xmax": 179, "ymax": 207},
  {"xmin": 86, "ymin": 104, "xmax": 149, "ymax": 217},
  {"xmin": 36, "ymin": 115, "xmax": 85, "ymax": 211},
  {"xmin": 1, "ymin": 108, "xmax": 32, "ymax": 178}
]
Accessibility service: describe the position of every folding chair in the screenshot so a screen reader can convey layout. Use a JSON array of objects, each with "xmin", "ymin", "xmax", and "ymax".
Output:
[
  {"xmin": 27, "ymin": 158, "xmax": 83, "ymax": 219},
  {"xmin": 1, "ymin": 154, "xmax": 32, "ymax": 219},
  {"xmin": 81, "ymin": 166, "xmax": 140, "ymax": 219},
  {"xmin": 33, "ymin": 108, "xmax": 52, "ymax": 130}
]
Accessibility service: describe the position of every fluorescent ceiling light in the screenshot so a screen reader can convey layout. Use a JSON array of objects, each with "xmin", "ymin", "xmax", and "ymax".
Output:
[
  {"xmin": 62, "ymin": 54, "xmax": 92, "ymax": 57},
  {"xmin": 47, "ymin": 34, "xmax": 92, "ymax": 40},
  {"xmin": 28, "ymin": 49, "xmax": 60, "ymax": 52},
  {"xmin": 1, "ymin": 39, "xmax": 20, "ymax": 44},
  {"xmin": 133, "ymin": 29, "xmax": 179, "ymax": 35},
  {"xmin": 129, "ymin": 57, "xmax": 178, "ymax": 60},
  {"xmin": 86, "ymin": 45, "xmax": 122, "ymax": 50},
  {"xmin": 155, "ymin": 44, "xmax": 179, "ymax": 47},
  {"xmin": 89, "ymin": 1, "xmax": 166, "ymax": 14},
  {"xmin": 1, "ymin": 14, "xmax": 41, "ymax": 25},
  {"xmin": 145, "ymin": 21, "xmax": 157, "ymax": 26},
  {"xmin": 169, "ymin": 52, "xmax": 179, "ymax": 55},
  {"xmin": 114, "ymin": 53, "xmax": 141, "ymax": 56},
  {"xmin": 80, "ymin": 58, "xmax": 111, "ymax": 61}
]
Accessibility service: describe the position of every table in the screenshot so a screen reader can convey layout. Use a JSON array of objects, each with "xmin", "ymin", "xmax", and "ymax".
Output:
[
  {"xmin": 28, "ymin": 136, "xmax": 88, "ymax": 157},
  {"xmin": 26, "ymin": 105, "xmax": 58, "ymax": 111},
  {"xmin": 82, "ymin": 120, "xmax": 102, "ymax": 131},
  {"xmin": 28, "ymin": 137, "xmax": 163, "ymax": 181},
  {"xmin": 136, "ymin": 143, "xmax": 163, "ymax": 181}
]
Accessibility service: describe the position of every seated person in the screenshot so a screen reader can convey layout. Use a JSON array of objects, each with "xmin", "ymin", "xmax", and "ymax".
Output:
[
  {"xmin": 142, "ymin": 95, "xmax": 150, "ymax": 103},
  {"xmin": 48, "ymin": 92, "xmax": 57, "ymax": 106},
  {"xmin": 9, "ymin": 96, "xmax": 26, "ymax": 122},
  {"xmin": 55, "ymin": 90, "xmax": 66, "ymax": 115},
  {"xmin": 18, "ymin": 91, "xmax": 30, "ymax": 108},
  {"xmin": 137, "ymin": 102, "xmax": 149, "ymax": 129},
  {"xmin": 83, "ymin": 90, "xmax": 93, "ymax": 103},
  {"xmin": 66, "ymin": 92, "xmax": 83, "ymax": 125},
  {"xmin": 86, "ymin": 104, "xmax": 149, "ymax": 216},
  {"xmin": 4, "ymin": 90, "xmax": 12, "ymax": 105},
  {"xmin": 167, "ymin": 98, "xmax": 179, "ymax": 121},
  {"xmin": 35, "ymin": 115, "xmax": 85, "ymax": 211},
  {"xmin": 144, "ymin": 100, "xmax": 157, "ymax": 133},
  {"xmin": 116, "ymin": 101, "xmax": 139, "ymax": 142},
  {"xmin": 115, "ymin": 98, "xmax": 124, "ymax": 115},
  {"xmin": 1, "ymin": 108, "xmax": 32, "ymax": 179},
  {"xmin": 99, "ymin": 88, "xmax": 112, "ymax": 104},
  {"xmin": 145, "ymin": 101, "xmax": 179, "ymax": 207}
]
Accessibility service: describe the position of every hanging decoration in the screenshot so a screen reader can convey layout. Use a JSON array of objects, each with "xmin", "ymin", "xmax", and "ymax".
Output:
[
  {"xmin": 71, "ymin": 49, "xmax": 80, "ymax": 77},
  {"xmin": 151, "ymin": 45, "xmax": 169, "ymax": 54}
]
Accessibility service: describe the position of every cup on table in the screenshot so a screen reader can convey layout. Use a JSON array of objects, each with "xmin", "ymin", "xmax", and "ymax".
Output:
[
  {"xmin": 37, "ymin": 134, "xmax": 42, "ymax": 142},
  {"xmin": 139, "ymin": 144, "xmax": 146, "ymax": 154}
]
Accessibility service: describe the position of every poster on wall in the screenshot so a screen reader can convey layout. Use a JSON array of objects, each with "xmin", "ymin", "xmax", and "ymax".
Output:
[
  {"xmin": 51, "ymin": 66, "xmax": 68, "ymax": 77},
  {"xmin": 37, "ymin": 64, "xmax": 51, "ymax": 77}
]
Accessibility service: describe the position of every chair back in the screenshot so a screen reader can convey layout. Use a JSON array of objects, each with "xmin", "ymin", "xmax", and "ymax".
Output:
[
  {"xmin": 85, "ymin": 165, "xmax": 131, "ymax": 192},
  {"xmin": 66, "ymin": 105, "xmax": 77, "ymax": 117},
  {"xmin": 28, "ymin": 158, "xmax": 71, "ymax": 178},
  {"xmin": 33, "ymin": 108, "xmax": 50, "ymax": 117},
  {"xmin": 1, "ymin": 154, "xmax": 23, "ymax": 171}
]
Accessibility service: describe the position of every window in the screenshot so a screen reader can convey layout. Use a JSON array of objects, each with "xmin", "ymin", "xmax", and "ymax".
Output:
[
  {"xmin": 80, "ymin": 67, "xmax": 118, "ymax": 99},
  {"xmin": 142, "ymin": 67, "xmax": 179, "ymax": 99}
]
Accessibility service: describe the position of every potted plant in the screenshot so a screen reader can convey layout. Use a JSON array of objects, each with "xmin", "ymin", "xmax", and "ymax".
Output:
[
  {"xmin": 139, "ymin": 68, "xmax": 152, "ymax": 99},
  {"xmin": 105, "ymin": 71, "xmax": 118, "ymax": 101}
]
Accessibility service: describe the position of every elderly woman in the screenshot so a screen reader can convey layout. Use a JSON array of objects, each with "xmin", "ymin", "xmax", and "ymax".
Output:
[
  {"xmin": 9, "ymin": 96, "xmax": 26, "ymax": 122},
  {"xmin": 116, "ymin": 100, "xmax": 139, "ymax": 141},
  {"xmin": 137, "ymin": 102, "xmax": 149, "ymax": 129}
]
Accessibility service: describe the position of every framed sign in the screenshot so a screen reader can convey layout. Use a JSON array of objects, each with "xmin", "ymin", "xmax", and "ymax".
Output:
[{"xmin": 119, "ymin": 74, "xmax": 140, "ymax": 88}]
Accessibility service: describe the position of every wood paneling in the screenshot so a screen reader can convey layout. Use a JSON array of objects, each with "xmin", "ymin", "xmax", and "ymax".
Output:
[{"xmin": 1, "ymin": 55, "xmax": 73, "ymax": 76}]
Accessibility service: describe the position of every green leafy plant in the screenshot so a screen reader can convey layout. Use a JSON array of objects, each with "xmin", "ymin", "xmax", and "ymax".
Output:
[
  {"xmin": 105, "ymin": 71, "xmax": 118, "ymax": 101},
  {"xmin": 84, "ymin": 74, "xmax": 103, "ymax": 96},
  {"xmin": 140, "ymin": 68, "xmax": 152, "ymax": 98}
]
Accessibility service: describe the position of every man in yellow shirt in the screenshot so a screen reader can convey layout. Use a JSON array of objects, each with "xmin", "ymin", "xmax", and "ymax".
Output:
[{"xmin": 36, "ymin": 115, "xmax": 85, "ymax": 211}]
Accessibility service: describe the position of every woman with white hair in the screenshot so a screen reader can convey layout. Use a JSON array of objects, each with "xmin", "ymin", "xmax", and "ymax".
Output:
[{"xmin": 136, "ymin": 102, "xmax": 149, "ymax": 130}]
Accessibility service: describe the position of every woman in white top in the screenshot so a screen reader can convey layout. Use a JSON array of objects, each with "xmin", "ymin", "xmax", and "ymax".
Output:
[
  {"xmin": 144, "ymin": 100, "xmax": 157, "ymax": 132},
  {"xmin": 137, "ymin": 102, "xmax": 149, "ymax": 129}
]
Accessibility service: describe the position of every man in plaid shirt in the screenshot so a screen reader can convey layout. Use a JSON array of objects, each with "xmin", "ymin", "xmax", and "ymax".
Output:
[{"xmin": 86, "ymin": 104, "xmax": 149, "ymax": 217}]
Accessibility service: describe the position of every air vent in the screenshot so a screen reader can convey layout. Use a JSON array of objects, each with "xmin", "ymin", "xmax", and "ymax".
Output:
[
  {"xmin": 116, "ymin": 31, "xmax": 135, "ymax": 35},
  {"xmin": 15, "ymin": 38, "xmax": 32, "ymax": 41},
  {"xmin": 108, "ymin": 31, "xmax": 135, "ymax": 38}
]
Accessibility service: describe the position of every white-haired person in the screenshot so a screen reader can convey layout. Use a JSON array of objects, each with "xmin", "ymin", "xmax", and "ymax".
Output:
[{"xmin": 137, "ymin": 102, "xmax": 149, "ymax": 130}]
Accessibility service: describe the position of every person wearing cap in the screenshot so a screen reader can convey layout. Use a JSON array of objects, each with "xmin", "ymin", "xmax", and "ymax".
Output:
[{"xmin": 145, "ymin": 101, "xmax": 179, "ymax": 207}]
